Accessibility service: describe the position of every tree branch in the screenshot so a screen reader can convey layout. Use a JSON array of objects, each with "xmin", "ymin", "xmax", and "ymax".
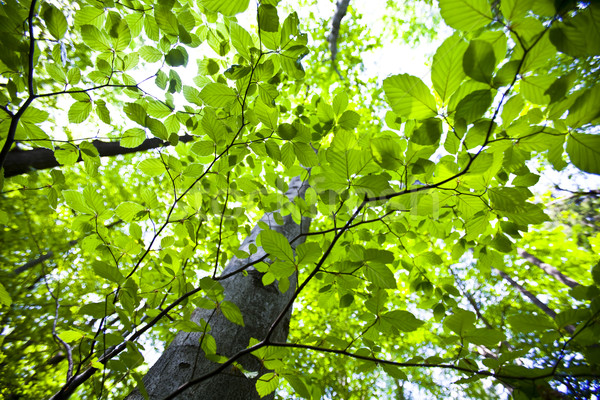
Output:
[
  {"xmin": 497, "ymin": 270, "xmax": 558, "ymax": 320},
  {"xmin": 327, "ymin": 0, "xmax": 351, "ymax": 78},
  {"xmin": 518, "ymin": 248, "xmax": 580, "ymax": 288},
  {"xmin": 3, "ymin": 135, "xmax": 194, "ymax": 177},
  {"xmin": 265, "ymin": 342, "xmax": 599, "ymax": 382}
]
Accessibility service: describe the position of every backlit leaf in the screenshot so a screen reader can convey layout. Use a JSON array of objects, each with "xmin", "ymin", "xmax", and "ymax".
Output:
[
  {"xmin": 566, "ymin": 133, "xmax": 600, "ymax": 175},
  {"xmin": 383, "ymin": 74, "xmax": 437, "ymax": 119},
  {"xmin": 439, "ymin": 0, "xmax": 494, "ymax": 31}
]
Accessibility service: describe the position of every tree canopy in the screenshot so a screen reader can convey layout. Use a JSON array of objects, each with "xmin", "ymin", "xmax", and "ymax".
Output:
[{"xmin": 1, "ymin": 0, "xmax": 600, "ymax": 399}]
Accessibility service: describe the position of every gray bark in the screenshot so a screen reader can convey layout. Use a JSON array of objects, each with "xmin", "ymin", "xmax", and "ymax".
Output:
[
  {"xmin": 327, "ymin": 0, "xmax": 351, "ymax": 78},
  {"xmin": 517, "ymin": 248, "xmax": 580, "ymax": 288},
  {"xmin": 127, "ymin": 176, "xmax": 311, "ymax": 400}
]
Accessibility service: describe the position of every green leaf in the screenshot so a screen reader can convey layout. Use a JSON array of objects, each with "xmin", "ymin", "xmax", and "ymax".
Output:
[
  {"xmin": 256, "ymin": 373, "xmax": 279, "ymax": 397},
  {"xmin": 294, "ymin": 142, "xmax": 318, "ymax": 167},
  {"xmin": 370, "ymin": 137, "xmax": 404, "ymax": 170},
  {"xmin": 63, "ymin": 190, "xmax": 94, "ymax": 214},
  {"xmin": 81, "ymin": 25, "xmax": 111, "ymax": 51},
  {"xmin": 46, "ymin": 63, "xmax": 67, "ymax": 83},
  {"xmin": 432, "ymin": 34, "xmax": 468, "ymax": 103},
  {"xmin": 338, "ymin": 110, "xmax": 360, "ymax": 130},
  {"xmin": 566, "ymin": 133, "xmax": 600, "ymax": 175},
  {"xmin": 270, "ymin": 261, "xmax": 295, "ymax": 279},
  {"xmin": 566, "ymin": 86, "xmax": 600, "ymax": 128},
  {"xmin": 139, "ymin": 45, "xmax": 163, "ymax": 62},
  {"xmin": 0, "ymin": 283, "xmax": 12, "ymax": 307},
  {"xmin": 255, "ymin": 101, "xmax": 279, "ymax": 129},
  {"xmin": 277, "ymin": 123, "xmax": 297, "ymax": 140},
  {"xmin": 283, "ymin": 375, "xmax": 311, "ymax": 399},
  {"xmin": 199, "ymin": 83, "xmax": 237, "ymax": 108},
  {"xmin": 165, "ymin": 47, "xmax": 188, "ymax": 67},
  {"xmin": 411, "ymin": 118, "xmax": 442, "ymax": 146},
  {"xmin": 201, "ymin": 0, "xmax": 250, "ymax": 15},
  {"xmin": 68, "ymin": 101, "xmax": 92, "ymax": 124},
  {"xmin": 182, "ymin": 86, "xmax": 203, "ymax": 107},
  {"xmin": 354, "ymin": 174, "xmax": 392, "ymax": 197},
  {"xmin": 444, "ymin": 309, "xmax": 476, "ymax": 335},
  {"xmin": 549, "ymin": 5, "xmax": 600, "ymax": 58},
  {"xmin": 83, "ymin": 185, "xmax": 105, "ymax": 214},
  {"xmin": 43, "ymin": 5, "xmax": 68, "ymax": 40},
  {"xmin": 78, "ymin": 302, "xmax": 115, "ymax": 318},
  {"xmin": 489, "ymin": 187, "xmax": 530, "ymax": 211},
  {"xmin": 464, "ymin": 328, "xmax": 506, "ymax": 347},
  {"xmin": 95, "ymin": 100, "xmax": 111, "ymax": 124},
  {"xmin": 455, "ymin": 90, "xmax": 493, "ymax": 124},
  {"xmin": 110, "ymin": 18, "xmax": 131, "ymax": 51},
  {"xmin": 500, "ymin": 203, "xmax": 550, "ymax": 225},
  {"xmin": 491, "ymin": 233, "xmax": 513, "ymax": 253},
  {"xmin": 508, "ymin": 314, "xmax": 556, "ymax": 333},
  {"xmin": 363, "ymin": 263, "xmax": 396, "ymax": 289},
  {"xmin": 225, "ymin": 64, "xmax": 251, "ymax": 80},
  {"xmin": 260, "ymin": 229, "xmax": 294, "ymax": 262},
  {"xmin": 296, "ymin": 242, "xmax": 321, "ymax": 265},
  {"xmin": 383, "ymin": 74, "xmax": 437, "ymax": 119},
  {"xmin": 124, "ymin": 103, "xmax": 147, "ymax": 126},
  {"xmin": 58, "ymin": 330, "xmax": 85, "ymax": 343},
  {"xmin": 463, "ymin": 40, "xmax": 496, "ymax": 84},
  {"xmin": 200, "ymin": 333, "xmax": 217, "ymax": 356},
  {"xmin": 21, "ymin": 107, "xmax": 49, "ymax": 124},
  {"xmin": 258, "ymin": 4, "xmax": 279, "ymax": 32},
  {"xmin": 138, "ymin": 158, "xmax": 166, "ymax": 176},
  {"xmin": 55, "ymin": 147, "xmax": 79, "ymax": 165},
  {"xmin": 439, "ymin": 0, "xmax": 494, "ymax": 31},
  {"xmin": 220, "ymin": 300, "xmax": 244, "ymax": 326},
  {"xmin": 500, "ymin": 0, "xmax": 534, "ymax": 21},
  {"xmin": 74, "ymin": 7, "xmax": 104, "ymax": 28},
  {"xmin": 115, "ymin": 202, "xmax": 146, "ymax": 222},
  {"xmin": 146, "ymin": 100, "xmax": 171, "ymax": 119},
  {"xmin": 230, "ymin": 23, "xmax": 255, "ymax": 60},
  {"xmin": 521, "ymin": 75, "xmax": 552, "ymax": 105},
  {"xmin": 333, "ymin": 92, "xmax": 348, "ymax": 115},
  {"xmin": 146, "ymin": 118, "xmax": 168, "ymax": 140},
  {"xmin": 501, "ymin": 95, "xmax": 524, "ymax": 126},
  {"xmin": 190, "ymin": 141, "xmax": 215, "ymax": 157},
  {"xmin": 592, "ymin": 262, "xmax": 600, "ymax": 287},
  {"xmin": 381, "ymin": 310, "xmax": 425, "ymax": 332},
  {"xmin": 154, "ymin": 7, "xmax": 179, "ymax": 36},
  {"xmin": 92, "ymin": 260, "xmax": 124, "ymax": 284},
  {"xmin": 317, "ymin": 101, "xmax": 334, "ymax": 123}
]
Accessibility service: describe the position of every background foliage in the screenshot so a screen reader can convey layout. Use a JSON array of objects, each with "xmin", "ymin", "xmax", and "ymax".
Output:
[{"xmin": 1, "ymin": 0, "xmax": 599, "ymax": 398}]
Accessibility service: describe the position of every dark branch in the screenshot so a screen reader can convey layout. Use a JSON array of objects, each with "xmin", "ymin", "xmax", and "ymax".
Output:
[
  {"xmin": 3, "ymin": 135, "xmax": 195, "ymax": 177},
  {"xmin": 327, "ymin": 0, "xmax": 351, "ymax": 78}
]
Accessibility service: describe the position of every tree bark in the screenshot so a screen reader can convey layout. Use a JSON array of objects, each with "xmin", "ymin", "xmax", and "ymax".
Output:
[
  {"xmin": 2, "ymin": 135, "xmax": 194, "ymax": 178},
  {"xmin": 517, "ymin": 248, "xmax": 580, "ymax": 288},
  {"xmin": 327, "ymin": 0, "xmax": 351, "ymax": 78},
  {"xmin": 127, "ymin": 176, "xmax": 311, "ymax": 400}
]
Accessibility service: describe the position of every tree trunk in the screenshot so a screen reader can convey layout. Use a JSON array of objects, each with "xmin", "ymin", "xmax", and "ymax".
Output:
[
  {"xmin": 2, "ymin": 135, "xmax": 194, "ymax": 178},
  {"xmin": 517, "ymin": 248, "xmax": 580, "ymax": 288},
  {"xmin": 127, "ymin": 176, "xmax": 311, "ymax": 400}
]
